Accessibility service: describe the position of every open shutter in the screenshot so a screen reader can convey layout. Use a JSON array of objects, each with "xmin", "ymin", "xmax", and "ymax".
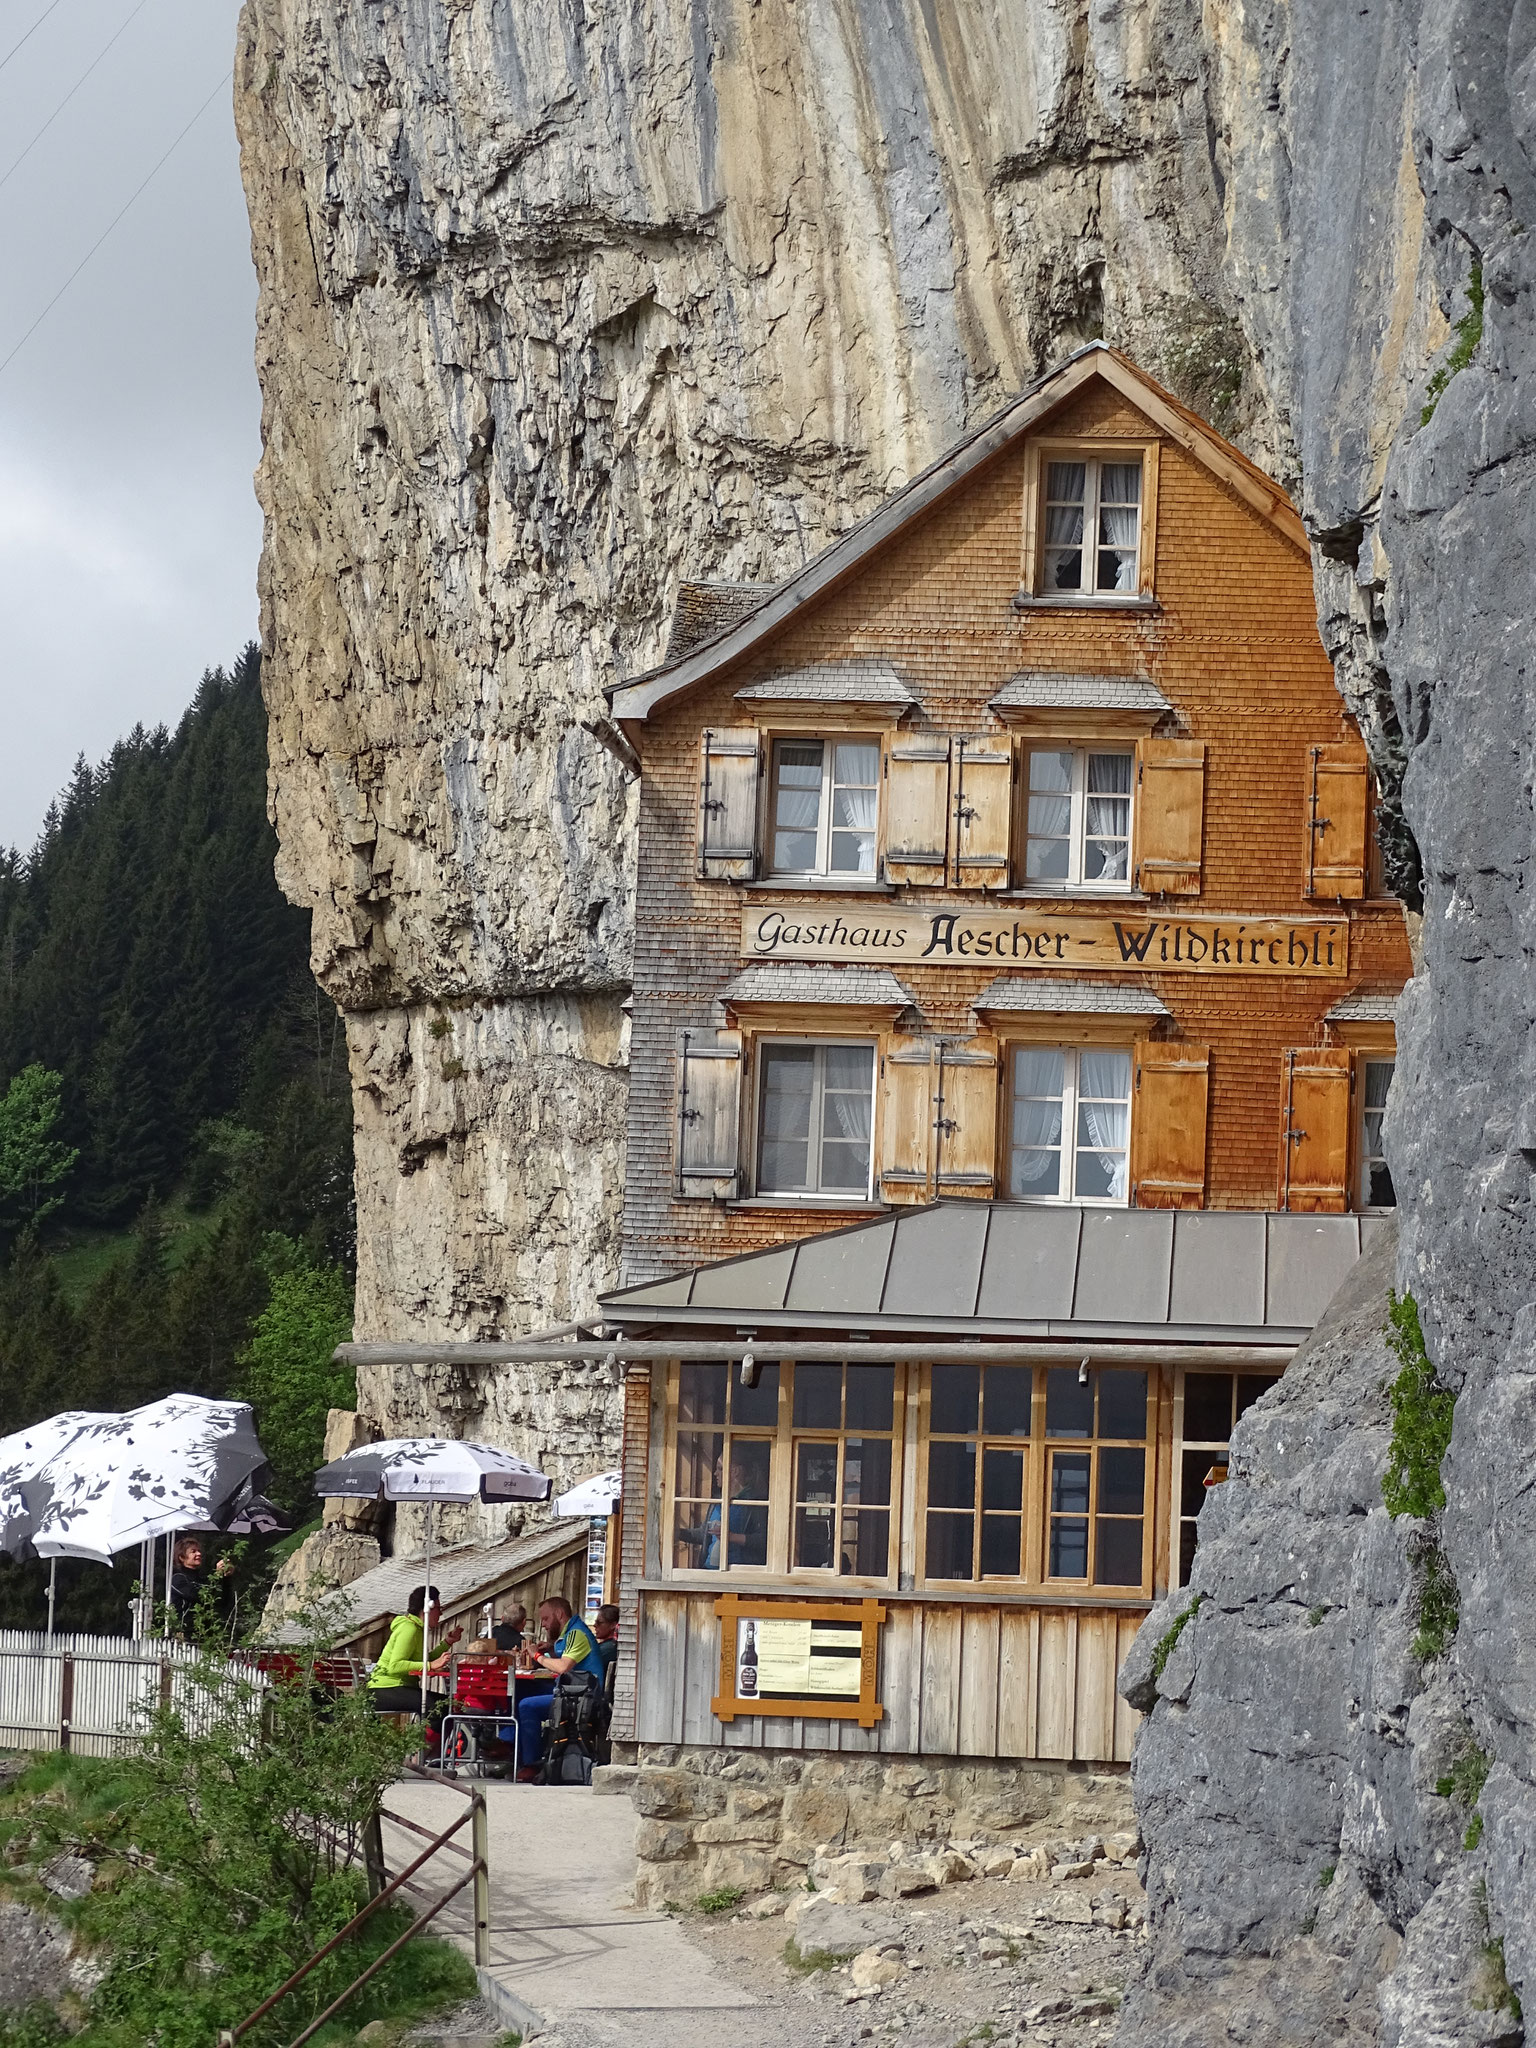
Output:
[
  {"xmin": 1132, "ymin": 738, "xmax": 1205, "ymax": 896},
  {"xmin": 676, "ymin": 1028, "xmax": 742, "ymax": 1198},
  {"xmin": 934, "ymin": 1037, "xmax": 1000, "ymax": 1197},
  {"xmin": 1130, "ymin": 1041, "xmax": 1210, "ymax": 1209},
  {"xmin": 1305, "ymin": 741, "xmax": 1369, "ymax": 900},
  {"xmin": 879, "ymin": 1039, "xmax": 935, "ymax": 1203},
  {"xmin": 882, "ymin": 737, "xmax": 951, "ymax": 885},
  {"xmin": 1280, "ymin": 1046, "xmax": 1351, "ymax": 1211},
  {"xmin": 698, "ymin": 727, "xmax": 760, "ymax": 880},
  {"xmin": 952, "ymin": 737, "xmax": 1013, "ymax": 889}
]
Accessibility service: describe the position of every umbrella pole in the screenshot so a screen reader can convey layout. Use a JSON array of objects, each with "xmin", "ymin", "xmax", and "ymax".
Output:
[
  {"xmin": 420, "ymin": 1500, "xmax": 434, "ymax": 1732},
  {"xmin": 45, "ymin": 1558, "xmax": 56, "ymax": 1641}
]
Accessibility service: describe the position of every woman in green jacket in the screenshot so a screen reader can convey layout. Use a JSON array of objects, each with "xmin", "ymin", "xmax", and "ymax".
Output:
[{"xmin": 367, "ymin": 1584, "xmax": 461, "ymax": 1716}]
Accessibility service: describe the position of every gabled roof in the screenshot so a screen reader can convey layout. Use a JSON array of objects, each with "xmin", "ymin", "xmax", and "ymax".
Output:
[
  {"xmin": 610, "ymin": 344, "xmax": 1309, "ymax": 728},
  {"xmin": 600, "ymin": 1201, "xmax": 1385, "ymax": 1346}
]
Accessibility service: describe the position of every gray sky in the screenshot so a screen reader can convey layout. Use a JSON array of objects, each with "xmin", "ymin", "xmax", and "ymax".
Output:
[{"xmin": 0, "ymin": 0, "xmax": 259, "ymax": 851}]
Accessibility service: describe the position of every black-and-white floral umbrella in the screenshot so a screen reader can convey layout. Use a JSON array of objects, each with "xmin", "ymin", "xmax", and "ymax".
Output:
[
  {"xmin": 23, "ymin": 1396, "xmax": 273, "ymax": 1565},
  {"xmin": 0, "ymin": 1411, "xmax": 117, "ymax": 1562},
  {"xmin": 313, "ymin": 1439, "xmax": 553, "ymax": 1504}
]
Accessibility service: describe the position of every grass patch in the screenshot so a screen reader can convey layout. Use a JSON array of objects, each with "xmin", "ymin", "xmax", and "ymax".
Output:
[
  {"xmin": 1307, "ymin": 1605, "xmax": 1328, "ymax": 1628},
  {"xmin": 782, "ymin": 1940, "xmax": 848, "ymax": 1975},
  {"xmin": 1410, "ymin": 1536, "xmax": 1460, "ymax": 1663},
  {"xmin": 1421, "ymin": 265, "xmax": 1484, "ymax": 424},
  {"xmin": 695, "ymin": 1884, "xmax": 746, "ymax": 1915},
  {"xmin": 1150, "ymin": 1592, "xmax": 1207, "ymax": 1686},
  {"xmin": 1434, "ymin": 1738, "xmax": 1490, "ymax": 1849},
  {"xmin": 1464, "ymin": 1813, "xmax": 1484, "ymax": 1851},
  {"xmin": 1318, "ymin": 1864, "xmax": 1336, "ymax": 1889},
  {"xmin": 1382, "ymin": 1293, "xmax": 1455, "ymax": 1520}
]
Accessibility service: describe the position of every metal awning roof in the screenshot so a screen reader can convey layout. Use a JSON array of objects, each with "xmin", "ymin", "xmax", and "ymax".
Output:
[{"xmin": 600, "ymin": 1202, "xmax": 1388, "ymax": 1346}]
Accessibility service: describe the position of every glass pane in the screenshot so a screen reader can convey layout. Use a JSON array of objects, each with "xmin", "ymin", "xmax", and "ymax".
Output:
[
  {"xmin": 728, "ymin": 1438, "xmax": 771, "ymax": 1501},
  {"xmin": 981, "ymin": 1366, "xmax": 1032, "ymax": 1437},
  {"xmin": 1181, "ymin": 1446, "xmax": 1216, "ymax": 1519},
  {"xmin": 980, "ymin": 1514, "xmax": 1022, "ymax": 1578},
  {"xmin": 772, "ymin": 741, "xmax": 823, "ymax": 871},
  {"xmin": 1015, "ymin": 1045, "xmax": 1065, "ymax": 1097},
  {"xmin": 731, "ymin": 1361, "xmax": 780, "ymax": 1428},
  {"xmin": 1046, "ymin": 1368, "xmax": 1094, "ymax": 1438},
  {"xmin": 1098, "ymin": 1369, "xmax": 1148, "ymax": 1440},
  {"xmin": 674, "ymin": 1429, "xmax": 723, "ymax": 1503},
  {"xmin": 674, "ymin": 1500, "xmax": 724, "ymax": 1570},
  {"xmin": 925, "ymin": 1511, "xmax": 973, "ymax": 1579},
  {"xmin": 1178, "ymin": 1518, "xmax": 1199, "ymax": 1587},
  {"xmin": 830, "ymin": 743, "xmax": 879, "ymax": 875},
  {"xmin": 1098, "ymin": 1446, "xmax": 1145, "ymax": 1515},
  {"xmin": 678, "ymin": 1362, "xmax": 727, "ymax": 1426},
  {"xmin": 793, "ymin": 1363, "xmax": 842, "ymax": 1430},
  {"xmin": 981, "ymin": 1446, "xmax": 1025, "ymax": 1512},
  {"xmin": 845, "ymin": 1508, "xmax": 889, "ymax": 1576},
  {"xmin": 844, "ymin": 1437, "xmax": 892, "ymax": 1509},
  {"xmin": 1049, "ymin": 1516, "xmax": 1088, "ymax": 1578},
  {"xmin": 724, "ymin": 1473, "xmax": 770, "ymax": 1568},
  {"xmin": 1235, "ymin": 1373, "xmax": 1281, "ymax": 1422},
  {"xmin": 1026, "ymin": 830, "xmax": 1071, "ymax": 880},
  {"xmin": 1366, "ymin": 1159, "xmax": 1396, "ymax": 1207},
  {"xmin": 759, "ymin": 1046, "xmax": 814, "ymax": 1191},
  {"xmin": 794, "ymin": 1506, "xmax": 837, "ymax": 1570},
  {"xmin": 927, "ymin": 1439, "xmax": 976, "ymax": 1511},
  {"xmin": 1050, "ymin": 1451, "xmax": 1091, "ymax": 1515},
  {"xmin": 1026, "ymin": 752, "xmax": 1072, "ymax": 877},
  {"xmin": 1183, "ymin": 1372, "xmax": 1233, "ymax": 1443},
  {"xmin": 1046, "ymin": 461, "xmax": 1087, "ymax": 506},
  {"xmin": 1100, "ymin": 461, "xmax": 1141, "ymax": 505},
  {"xmin": 1010, "ymin": 1148, "xmax": 1061, "ymax": 1198},
  {"xmin": 930, "ymin": 1363, "xmax": 980, "ymax": 1436},
  {"xmin": 1095, "ymin": 1517, "xmax": 1144, "ymax": 1586},
  {"xmin": 819, "ymin": 1044, "xmax": 874, "ymax": 1191},
  {"xmin": 1364, "ymin": 1059, "xmax": 1394, "ymax": 1110},
  {"xmin": 1084, "ymin": 751, "xmax": 1132, "ymax": 881},
  {"xmin": 845, "ymin": 1364, "xmax": 895, "ymax": 1432},
  {"xmin": 795, "ymin": 1440, "xmax": 839, "ymax": 1501}
]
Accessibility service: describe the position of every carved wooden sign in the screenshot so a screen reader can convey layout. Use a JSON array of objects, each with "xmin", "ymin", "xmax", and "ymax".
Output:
[
  {"xmin": 713, "ymin": 1593, "xmax": 886, "ymax": 1727},
  {"xmin": 741, "ymin": 905, "xmax": 1350, "ymax": 977}
]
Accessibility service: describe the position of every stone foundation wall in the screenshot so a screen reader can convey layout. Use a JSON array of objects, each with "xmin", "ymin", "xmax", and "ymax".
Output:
[{"xmin": 601, "ymin": 1743, "xmax": 1134, "ymax": 1910}]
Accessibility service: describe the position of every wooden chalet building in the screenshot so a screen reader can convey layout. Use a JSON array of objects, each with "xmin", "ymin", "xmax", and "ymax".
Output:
[{"xmin": 593, "ymin": 346, "xmax": 1410, "ymax": 1873}]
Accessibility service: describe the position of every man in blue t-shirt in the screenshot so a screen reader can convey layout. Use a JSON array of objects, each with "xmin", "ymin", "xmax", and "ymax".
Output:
[{"xmin": 514, "ymin": 1596, "xmax": 605, "ymax": 1775}]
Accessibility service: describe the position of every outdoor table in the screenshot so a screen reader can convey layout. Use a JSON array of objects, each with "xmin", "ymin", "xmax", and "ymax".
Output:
[{"xmin": 439, "ymin": 1664, "xmax": 551, "ymax": 1778}]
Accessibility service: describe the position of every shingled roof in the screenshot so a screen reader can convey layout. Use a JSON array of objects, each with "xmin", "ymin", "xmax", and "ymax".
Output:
[{"xmin": 663, "ymin": 581, "xmax": 780, "ymax": 663}]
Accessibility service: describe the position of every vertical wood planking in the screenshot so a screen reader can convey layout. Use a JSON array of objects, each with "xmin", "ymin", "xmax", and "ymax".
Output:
[
  {"xmin": 879, "ymin": 1605, "xmax": 920, "ymax": 1754},
  {"xmin": 1073, "ymin": 1608, "xmax": 1116, "ymax": 1761},
  {"xmin": 919, "ymin": 1606, "xmax": 963, "ymax": 1755},
  {"xmin": 958, "ymin": 1608, "xmax": 1000, "ymax": 1755},
  {"xmin": 1035, "ymin": 1608, "xmax": 1077, "ymax": 1758},
  {"xmin": 996, "ymin": 1608, "xmax": 1034, "ymax": 1758},
  {"xmin": 1113, "ymin": 1613, "xmax": 1143, "ymax": 1762},
  {"xmin": 679, "ymin": 1597, "xmax": 720, "ymax": 1747},
  {"xmin": 636, "ymin": 1593, "xmax": 684, "ymax": 1744}
]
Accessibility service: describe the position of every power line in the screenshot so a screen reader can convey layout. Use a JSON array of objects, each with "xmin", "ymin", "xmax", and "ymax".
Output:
[
  {"xmin": 0, "ymin": 0, "xmax": 153, "ymax": 196},
  {"xmin": 0, "ymin": 68, "xmax": 232, "ymax": 385},
  {"xmin": 0, "ymin": 0, "xmax": 64, "ymax": 76}
]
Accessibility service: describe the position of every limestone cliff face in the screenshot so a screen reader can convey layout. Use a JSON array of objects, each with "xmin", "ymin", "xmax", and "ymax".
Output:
[{"xmin": 237, "ymin": 0, "xmax": 1536, "ymax": 2031}]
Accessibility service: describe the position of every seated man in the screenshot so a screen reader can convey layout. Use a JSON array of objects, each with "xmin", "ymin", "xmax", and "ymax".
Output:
[
  {"xmin": 490, "ymin": 1602, "xmax": 526, "ymax": 1654},
  {"xmin": 514, "ymin": 1596, "xmax": 605, "ymax": 1777},
  {"xmin": 592, "ymin": 1604, "xmax": 620, "ymax": 1683},
  {"xmin": 367, "ymin": 1584, "xmax": 462, "ymax": 1722}
]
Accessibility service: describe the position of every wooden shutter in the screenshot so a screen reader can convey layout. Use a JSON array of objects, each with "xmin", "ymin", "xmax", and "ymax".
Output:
[
  {"xmin": 676, "ymin": 1028, "xmax": 742, "ymax": 1198},
  {"xmin": 1132, "ymin": 738, "xmax": 1205, "ymax": 895},
  {"xmin": 952, "ymin": 738, "xmax": 1013, "ymax": 890},
  {"xmin": 882, "ymin": 737, "xmax": 951, "ymax": 885},
  {"xmin": 1280, "ymin": 1047, "xmax": 1351, "ymax": 1212},
  {"xmin": 1130, "ymin": 1041, "xmax": 1210, "ymax": 1209},
  {"xmin": 1305, "ymin": 741, "xmax": 1369, "ymax": 900},
  {"xmin": 698, "ymin": 727, "xmax": 760, "ymax": 880},
  {"xmin": 934, "ymin": 1037, "xmax": 1000, "ymax": 1197},
  {"xmin": 879, "ymin": 1039, "xmax": 935, "ymax": 1203}
]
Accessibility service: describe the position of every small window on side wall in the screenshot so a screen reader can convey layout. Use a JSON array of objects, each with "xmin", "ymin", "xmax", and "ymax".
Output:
[
  {"xmin": 769, "ymin": 737, "xmax": 880, "ymax": 878},
  {"xmin": 757, "ymin": 1041, "xmax": 876, "ymax": 1199},
  {"xmin": 1360, "ymin": 1058, "xmax": 1395, "ymax": 1209},
  {"xmin": 1042, "ymin": 457, "xmax": 1143, "ymax": 596}
]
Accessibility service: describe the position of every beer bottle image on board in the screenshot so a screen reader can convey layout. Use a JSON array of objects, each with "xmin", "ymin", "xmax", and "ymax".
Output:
[{"xmin": 740, "ymin": 1620, "xmax": 759, "ymax": 1696}]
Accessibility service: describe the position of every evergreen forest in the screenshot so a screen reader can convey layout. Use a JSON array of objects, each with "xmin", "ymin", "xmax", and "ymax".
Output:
[{"xmin": 0, "ymin": 647, "xmax": 356, "ymax": 1632}]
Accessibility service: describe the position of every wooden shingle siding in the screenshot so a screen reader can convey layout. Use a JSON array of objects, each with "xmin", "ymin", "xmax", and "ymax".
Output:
[{"xmin": 633, "ymin": 1590, "xmax": 1144, "ymax": 1764}]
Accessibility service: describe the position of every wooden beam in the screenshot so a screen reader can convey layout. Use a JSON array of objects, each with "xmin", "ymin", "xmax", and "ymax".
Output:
[{"xmin": 336, "ymin": 1339, "xmax": 1295, "ymax": 1367}]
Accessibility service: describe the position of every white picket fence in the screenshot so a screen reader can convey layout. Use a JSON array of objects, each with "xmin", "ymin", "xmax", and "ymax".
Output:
[{"xmin": 0, "ymin": 1629, "xmax": 270, "ymax": 1756}]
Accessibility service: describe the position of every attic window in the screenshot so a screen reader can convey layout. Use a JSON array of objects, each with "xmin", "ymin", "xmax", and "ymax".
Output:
[{"xmin": 1043, "ymin": 457, "xmax": 1143, "ymax": 595}]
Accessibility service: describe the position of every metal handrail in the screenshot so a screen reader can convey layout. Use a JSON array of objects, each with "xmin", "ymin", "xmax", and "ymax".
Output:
[{"xmin": 218, "ymin": 1775, "xmax": 489, "ymax": 2048}]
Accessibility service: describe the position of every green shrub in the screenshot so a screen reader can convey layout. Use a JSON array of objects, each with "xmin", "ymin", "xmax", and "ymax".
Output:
[
  {"xmin": 1150, "ymin": 1593, "xmax": 1207, "ymax": 1684},
  {"xmin": 1381, "ymin": 1292, "xmax": 1455, "ymax": 1520},
  {"xmin": 695, "ymin": 1884, "xmax": 746, "ymax": 1915},
  {"xmin": 1411, "ymin": 1537, "xmax": 1460, "ymax": 1663},
  {"xmin": 1421, "ymin": 265, "xmax": 1485, "ymax": 423}
]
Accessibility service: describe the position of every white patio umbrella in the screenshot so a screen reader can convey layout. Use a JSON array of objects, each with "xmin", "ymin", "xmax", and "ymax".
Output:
[
  {"xmin": 0, "ymin": 1411, "xmax": 121, "ymax": 1633},
  {"xmin": 553, "ymin": 1469, "xmax": 621, "ymax": 1519},
  {"xmin": 313, "ymin": 1439, "xmax": 553, "ymax": 1716}
]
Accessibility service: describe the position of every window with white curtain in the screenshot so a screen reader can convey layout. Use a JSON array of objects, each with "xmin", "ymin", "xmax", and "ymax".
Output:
[
  {"xmin": 1359, "ymin": 1058, "xmax": 1396, "ymax": 1209},
  {"xmin": 1041, "ymin": 456, "xmax": 1143, "ymax": 595},
  {"xmin": 769, "ymin": 737, "xmax": 880, "ymax": 877},
  {"xmin": 1009, "ymin": 1046, "xmax": 1132, "ymax": 1205},
  {"xmin": 1025, "ymin": 747, "xmax": 1134, "ymax": 888},
  {"xmin": 757, "ymin": 1041, "xmax": 875, "ymax": 1197}
]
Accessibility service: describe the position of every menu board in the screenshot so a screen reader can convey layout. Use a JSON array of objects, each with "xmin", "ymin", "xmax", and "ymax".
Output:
[{"xmin": 714, "ymin": 1595, "xmax": 885, "ymax": 1727}]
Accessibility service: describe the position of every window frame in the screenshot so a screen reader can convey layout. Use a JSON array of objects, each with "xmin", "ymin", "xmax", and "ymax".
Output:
[
  {"xmin": 662, "ymin": 1360, "xmax": 904, "ymax": 1587},
  {"xmin": 766, "ymin": 732, "xmax": 883, "ymax": 882},
  {"xmin": 1172, "ymin": 1367, "xmax": 1284, "ymax": 1587},
  {"xmin": 1005, "ymin": 1042, "xmax": 1134, "ymax": 1208},
  {"xmin": 751, "ymin": 1035, "xmax": 879, "ymax": 1203},
  {"xmin": 1358, "ymin": 1056, "xmax": 1396, "ymax": 1212},
  {"xmin": 1019, "ymin": 743, "xmax": 1136, "ymax": 894},
  {"xmin": 1021, "ymin": 440, "xmax": 1159, "ymax": 605}
]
